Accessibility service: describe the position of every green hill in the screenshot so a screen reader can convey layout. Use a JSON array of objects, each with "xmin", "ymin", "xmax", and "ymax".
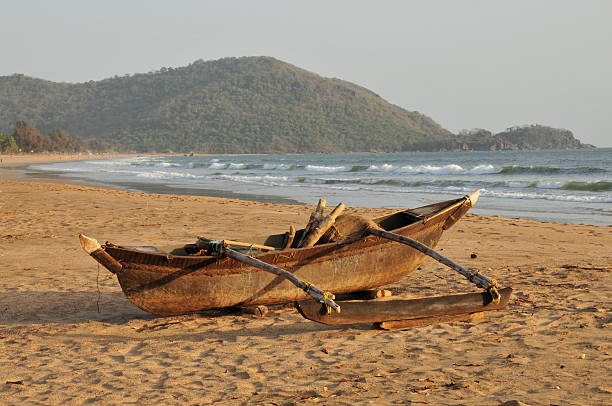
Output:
[
  {"xmin": 409, "ymin": 126, "xmax": 592, "ymax": 152},
  {"xmin": 0, "ymin": 57, "xmax": 452, "ymax": 153}
]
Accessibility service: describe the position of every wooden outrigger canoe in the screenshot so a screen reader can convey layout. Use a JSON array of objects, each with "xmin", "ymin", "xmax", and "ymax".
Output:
[{"xmin": 79, "ymin": 191, "xmax": 481, "ymax": 316}]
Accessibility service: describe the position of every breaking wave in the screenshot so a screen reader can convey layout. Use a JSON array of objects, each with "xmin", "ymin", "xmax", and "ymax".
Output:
[
  {"xmin": 304, "ymin": 165, "xmax": 346, "ymax": 172},
  {"xmin": 499, "ymin": 165, "xmax": 606, "ymax": 175},
  {"xmin": 203, "ymin": 162, "xmax": 501, "ymax": 175},
  {"xmin": 561, "ymin": 181, "xmax": 612, "ymax": 192},
  {"xmin": 138, "ymin": 160, "xmax": 610, "ymax": 178}
]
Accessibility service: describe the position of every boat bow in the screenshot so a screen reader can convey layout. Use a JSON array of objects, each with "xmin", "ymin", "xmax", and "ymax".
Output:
[{"xmin": 79, "ymin": 234, "xmax": 123, "ymax": 274}]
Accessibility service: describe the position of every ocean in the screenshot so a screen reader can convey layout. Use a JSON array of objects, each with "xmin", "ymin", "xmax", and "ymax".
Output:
[{"xmin": 28, "ymin": 148, "xmax": 612, "ymax": 226}]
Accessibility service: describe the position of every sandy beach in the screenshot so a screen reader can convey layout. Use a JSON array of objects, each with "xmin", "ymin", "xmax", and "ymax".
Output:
[
  {"xmin": 0, "ymin": 153, "xmax": 137, "ymax": 167},
  {"xmin": 1, "ymin": 155, "xmax": 610, "ymax": 405}
]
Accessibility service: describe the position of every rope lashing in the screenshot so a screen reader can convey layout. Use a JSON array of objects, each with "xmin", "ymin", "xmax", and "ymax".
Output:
[{"xmin": 322, "ymin": 291, "xmax": 334, "ymax": 315}]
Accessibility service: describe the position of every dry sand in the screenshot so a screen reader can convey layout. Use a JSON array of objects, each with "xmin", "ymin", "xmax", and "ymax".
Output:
[{"xmin": 0, "ymin": 155, "xmax": 610, "ymax": 405}]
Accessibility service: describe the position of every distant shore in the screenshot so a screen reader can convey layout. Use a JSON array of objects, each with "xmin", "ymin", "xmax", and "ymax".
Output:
[
  {"xmin": 0, "ymin": 152, "xmax": 177, "ymax": 181},
  {"xmin": 0, "ymin": 152, "xmax": 158, "ymax": 168},
  {"xmin": 0, "ymin": 152, "xmax": 268, "ymax": 169},
  {"xmin": 0, "ymin": 153, "xmax": 146, "ymax": 184}
]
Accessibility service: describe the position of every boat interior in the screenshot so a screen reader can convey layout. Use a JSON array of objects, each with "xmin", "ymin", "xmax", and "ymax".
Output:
[{"xmin": 113, "ymin": 197, "xmax": 464, "ymax": 256}]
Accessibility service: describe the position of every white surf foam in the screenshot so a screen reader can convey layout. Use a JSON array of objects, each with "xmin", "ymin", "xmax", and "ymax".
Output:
[{"xmin": 305, "ymin": 165, "xmax": 347, "ymax": 172}]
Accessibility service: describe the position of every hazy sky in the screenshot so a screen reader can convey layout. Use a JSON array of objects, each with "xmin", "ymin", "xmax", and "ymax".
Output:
[{"xmin": 1, "ymin": 1, "xmax": 610, "ymax": 146}]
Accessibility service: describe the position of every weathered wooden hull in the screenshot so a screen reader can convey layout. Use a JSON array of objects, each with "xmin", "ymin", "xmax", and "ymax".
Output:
[{"xmin": 84, "ymin": 193, "xmax": 478, "ymax": 315}]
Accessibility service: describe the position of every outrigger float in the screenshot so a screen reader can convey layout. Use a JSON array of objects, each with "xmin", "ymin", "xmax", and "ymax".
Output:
[{"xmin": 79, "ymin": 190, "xmax": 512, "ymax": 329}]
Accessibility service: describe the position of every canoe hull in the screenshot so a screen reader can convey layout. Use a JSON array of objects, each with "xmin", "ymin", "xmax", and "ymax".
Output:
[{"xmin": 92, "ymin": 195, "xmax": 476, "ymax": 315}]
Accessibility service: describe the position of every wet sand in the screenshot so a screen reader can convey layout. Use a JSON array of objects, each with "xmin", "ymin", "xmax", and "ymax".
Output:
[{"xmin": 1, "ymin": 154, "xmax": 610, "ymax": 405}]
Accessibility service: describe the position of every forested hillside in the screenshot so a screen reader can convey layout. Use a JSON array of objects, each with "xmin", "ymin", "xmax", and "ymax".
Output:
[
  {"xmin": 0, "ymin": 57, "xmax": 592, "ymax": 153},
  {"xmin": 0, "ymin": 57, "xmax": 452, "ymax": 153}
]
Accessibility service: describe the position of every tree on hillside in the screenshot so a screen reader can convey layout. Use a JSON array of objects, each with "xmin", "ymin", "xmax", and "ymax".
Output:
[
  {"xmin": 458, "ymin": 128, "xmax": 493, "ymax": 138},
  {"xmin": 0, "ymin": 132, "xmax": 19, "ymax": 153},
  {"xmin": 10, "ymin": 120, "xmax": 96, "ymax": 152},
  {"xmin": 48, "ymin": 129, "xmax": 87, "ymax": 152},
  {"xmin": 12, "ymin": 121, "xmax": 48, "ymax": 152}
]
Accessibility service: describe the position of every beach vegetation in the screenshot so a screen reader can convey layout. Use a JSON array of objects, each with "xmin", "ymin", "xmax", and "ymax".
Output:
[
  {"xmin": 9, "ymin": 120, "xmax": 112, "ymax": 153},
  {"xmin": 0, "ymin": 132, "xmax": 19, "ymax": 153}
]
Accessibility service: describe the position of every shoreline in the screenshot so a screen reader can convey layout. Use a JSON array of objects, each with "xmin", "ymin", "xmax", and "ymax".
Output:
[
  {"xmin": 1, "ymin": 153, "xmax": 304, "ymax": 205},
  {"xmin": 4, "ymin": 152, "xmax": 611, "ymax": 226},
  {"xmin": 0, "ymin": 152, "xmax": 267, "ymax": 171},
  {"xmin": 3, "ymin": 152, "xmax": 610, "ymax": 227},
  {"xmin": 0, "ymin": 152, "xmax": 144, "ymax": 181},
  {"xmin": 0, "ymin": 152, "xmax": 144, "ymax": 167}
]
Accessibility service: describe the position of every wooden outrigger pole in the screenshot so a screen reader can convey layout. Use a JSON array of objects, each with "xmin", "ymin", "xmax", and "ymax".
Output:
[{"xmin": 366, "ymin": 227, "xmax": 500, "ymax": 301}]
